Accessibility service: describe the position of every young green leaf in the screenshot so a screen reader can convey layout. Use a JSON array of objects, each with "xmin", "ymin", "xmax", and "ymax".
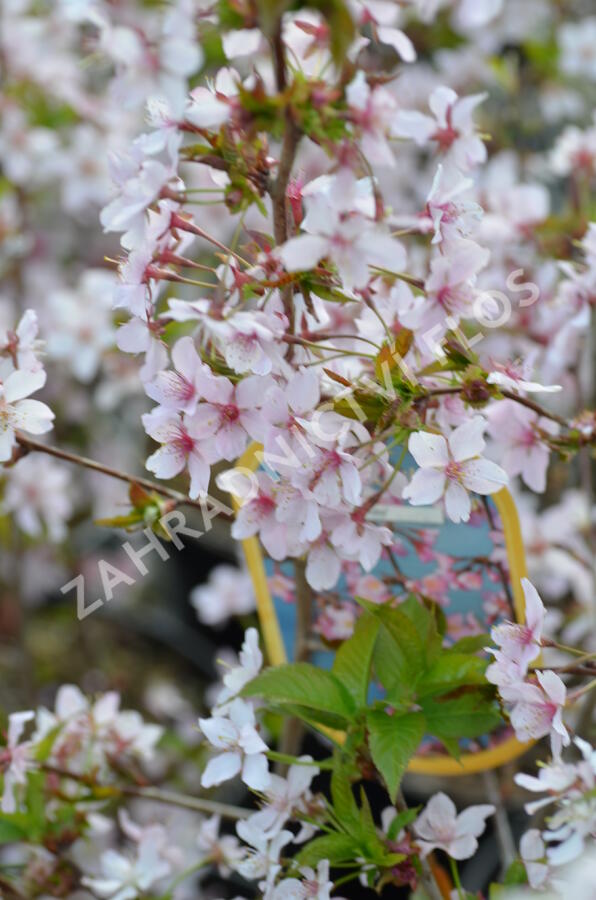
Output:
[
  {"xmin": 295, "ymin": 832, "xmax": 357, "ymax": 867},
  {"xmin": 241, "ymin": 663, "xmax": 356, "ymax": 720},
  {"xmin": 421, "ymin": 692, "xmax": 502, "ymax": 739},
  {"xmin": 265, "ymin": 703, "xmax": 351, "ymax": 734},
  {"xmin": 372, "ymin": 626, "xmax": 413, "ymax": 704},
  {"xmin": 359, "ymin": 599, "xmax": 425, "ymax": 682},
  {"xmin": 0, "ymin": 818, "xmax": 28, "ymax": 843},
  {"xmin": 417, "ymin": 653, "xmax": 488, "ymax": 699},
  {"xmin": 399, "ymin": 595, "xmax": 445, "ymax": 665},
  {"xmin": 332, "ymin": 612, "xmax": 380, "ymax": 707},
  {"xmin": 366, "ymin": 710, "xmax": 425, "ymax": 800},
  {"xmin": 447, "ymin": 634, "xmax": 490, "ymax": 654},
  {"xmin": 385, "ymin": 806, "xmax": 420, "ymax": 841},
  {"xmin": 330, "ymin": 760, "xmax": 359, "ymax": 834}
]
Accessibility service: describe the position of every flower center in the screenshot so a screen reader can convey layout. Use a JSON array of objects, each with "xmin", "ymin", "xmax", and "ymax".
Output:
[
  {"xmin": 221, "ymin": 403, "xmax": 239, "ymax": 422},
  {"xmin": 175, "ymin": 428, "xmax": 195, "ymax": 455},
  {"xmin": 445, "ymin": 460, "xmax": 464, "ymax": 481}
]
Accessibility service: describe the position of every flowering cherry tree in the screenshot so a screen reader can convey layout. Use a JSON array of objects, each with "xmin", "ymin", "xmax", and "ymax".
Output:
[{"xmin": 1, "ymin": 0, "xmax": 596, "ymax": 897}]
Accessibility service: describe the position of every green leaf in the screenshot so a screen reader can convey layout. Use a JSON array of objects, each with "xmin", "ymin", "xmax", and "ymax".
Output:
[
  {"xmin": 241, "ymin": 663, "xmax": 355, "ymax": 720},
  {"xmin": 373, "ymin": 627, "xmax": 412, "ymax": 704},
  {"xmin": 385, "ymin": 806, "xmax": 419, "ymax": 841},
  {"xmin": 24, "ymin": 771, "xmax": 46, "ymax": 842},
  {"xmin": 267, "ymin": 703, "xmax": 351, "ymax": 734},
  {"xmin": 421, "ymin": 693, "xmax": 501, "ymax": 740},
  {"xmin": 360, "ymin": 599, "xmax": 425, "ymax": 682},
  {"xmin": 504, "ymin": 859, "xmax": 529, "ymax": 885},
  {"xmin": 0, "ymin": 818, "xmax": 28, "ymax": 843},
  {"xmin": 437, "ymin": 735, "xmax": 462, "ymax": 761},
  {"xmin": 417, "ymin": 653, "xmax": 488, "ymax": 699},
  {"xmin": 358, "ymin": 786, "xmax": 379, "ymax": 847},
  {"xmin": 332, "ymin": 613, "xmax": 380, "ymax": 707},
  {"xmin": 34, "ymin": 724, "xmax": 61, "ymax": 763},
  {"xmin": 366, "ymin": 710, "xmax": 425, "ymax": 800},
  {"xmin": 399, "ymin": 595, "xmax": 443, "ymax": 665},
  {"xmin": 295, "ymin": 832, "xmax": 357, "ymax": 867},
  {"xmin": 330, "ymin": 760, "xmax": 359, "ymax": 833},
  {"xmin": 448, "ymin": 634, "xmax": 490, "ymax": 654}
]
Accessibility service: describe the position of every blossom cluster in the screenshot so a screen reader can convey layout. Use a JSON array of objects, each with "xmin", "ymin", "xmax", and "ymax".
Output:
[{"xmin": 1, "ymin": 0, "xmax": 596, "ymax": 897}]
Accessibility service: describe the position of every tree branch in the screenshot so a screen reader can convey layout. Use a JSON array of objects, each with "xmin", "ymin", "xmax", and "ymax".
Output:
[
  {"xmin": 15, "ymin": 435, "xmax": 228, "ymax": 516},
  {"xmin": 269, "ymin": 20, "xmax": 300, "ymax": 331},
  {"xmin": 42, "ymin": 764, "xmax": 249, "ymax": 820},
  {"xmin": 418, "ymin": 386, "xmax": 569, "ymax": 429},
  {"xmin": 500, "ymin": 389, "xmax": 568, "ymax": 428}
]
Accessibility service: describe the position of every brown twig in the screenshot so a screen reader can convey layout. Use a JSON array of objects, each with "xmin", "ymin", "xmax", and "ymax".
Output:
[
  {"xmin": 269, "ymin": 20, "xmax": 301, "ymax": 333},
  {"xmin": 15, "ymin": 435, "xmax": 228, "ymax": 517},
  {"xmin": 500, "ymin": 389, "xmax": 568, "ymax": 428},
  {"xmin": 417, "ymin": 385, "xmax": 569, "ymax": 429},
  {"xmin": 41, "ymin": 764, "xmax": 249, "ymax": 820}
]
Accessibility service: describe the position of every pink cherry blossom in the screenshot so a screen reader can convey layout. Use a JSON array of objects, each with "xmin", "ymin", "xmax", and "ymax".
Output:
[
  {"xmin": 81, "ymin": 826, "xmax": 171, "ymax": 900},
  {"xmin": 100, "ymin": 129, "xmax": 181, "ymax": 236},
  {"xmin": 262, "ymin": 370, "xmax": 321, "ymax": 460},
  {"xmin": 508, "ymin": 670, "xmax": 570, "ymax": 756},
  {"xmin": 278, "ymin": 172, "xmax": 406, "ymax": 290},
  {"xmin": 490, "ymin": 578, "xmax": 546, "ymax": 669},
  {"xmin": 415, "ymin": 239, "xmax": 490, "ymax": 342},
  {"xmin": 267, "ymin": 860, "xmax": 337, "ymax": 900},
  {"xmin": 185, "ymin": 68, "xmax": 238, "ymax": 130},
  {"xmin": 146, "ymin": 336, "xmax": 213, "ymax": 415},
  {"xmin": 116, "ymin": 314, "xmax": 168, "ymax": 383},
  {"xmin": 393, "ymin": 86, "xmax": 488, "ymax": 172},
  {"xmin": 488, "ymin": 400, "xmax": 558, "ymax": 493},
  {"xmin": 227, "ymin": 471, "xmax": 300, "ymax": 562},
  {"xmin": 0, "ymin": 309, "xmax": 42, "ymax": 372},
  {"xmin": 305, "ymin": 537, "xmax": 343, "ymax": 591},
  {"xmin": 314, "ymin": 602, "xmax": 357, "ymax": 641},
  {"xmin": 142, "ymin": 407, "xmax": 212, "ymax": 498},
  {"xmin": 351, "ymin": 1, "xmax": 416, "ymax": 62},
  {"xmin": 346, "ymin": 71, "xmax": 397, "ymax": 167},
  {"xmin": 204, "ymin": 309, "xmax": 288, "ymax": 377},
  {"xmin": 487, "ymin": 359, "xmax": 562, "ymax": 394},
  {"xmin": 215, "ymin": 627, "xmax": 263, "ymax": 709},
  {"xmin": 485, "ymin": 647, "xmax": 528, "ymax": 697},
  {"xmin": 188, "ymin": 374, "xmax": 270, "ymax": 461}
]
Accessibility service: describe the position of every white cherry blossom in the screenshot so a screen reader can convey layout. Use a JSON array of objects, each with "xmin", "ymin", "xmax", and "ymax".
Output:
[
  {"xmin": 0, "ymin": 710, "xmax": 35, "ymax": 814},
  {"xmin": 199, "ymin": 698, "xmax": 271, "ymax": 791},
  {"xmin": 414, "ymin": 792, "xmax": 495, "ymax": 859},
  {"xmin": 81, "ymin": 828, "xmax": 171, "ymax": 900},
  {"xmin": 191, "ymin": 564, "xmax": 256, "ymax": 626},
  {"xmin": 0, "ymin": 368, "xmax": 54, "ymax": 462},
  {"xmin": 402, "ymin": 418, "xmax": 508, "ymax": 523}
]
